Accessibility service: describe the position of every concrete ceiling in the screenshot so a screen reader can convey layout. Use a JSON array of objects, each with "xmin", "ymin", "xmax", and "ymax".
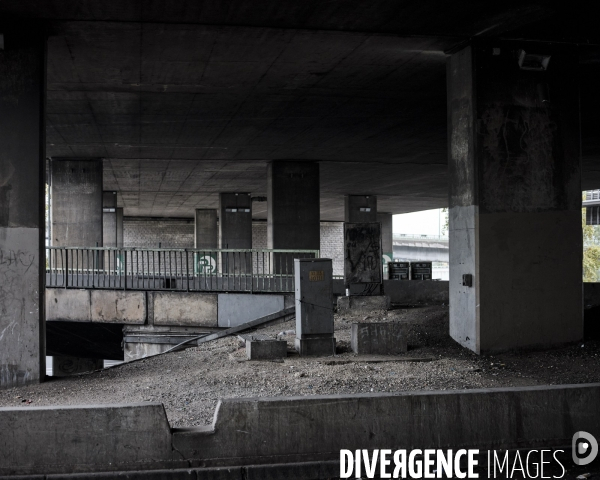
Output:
[{"xmin": 4, "ymin": 1, "xmax": 600, "ymax": 219}]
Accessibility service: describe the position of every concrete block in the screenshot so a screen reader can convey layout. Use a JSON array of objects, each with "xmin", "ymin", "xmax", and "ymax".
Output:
[
  {"xmin": 294, "ymin": 337, "xmax": 336, "ymax": 356},
  {"xmin": 91, "ymin": 290, "xmax": 146, "ymax": 324},
  {"xmin": 52, "ymin": 356, "xmax": 103, "ymax": 376},
  {"xmin": 153, "ymin": 292, "xmax": 217, "ymax": 327},
  {"xmin": 336, "ymin": 295, "xmax": 390, "ymax": 313},
  {"xmin": 45, "ymin": 288, "xmax": 91, "ymax": 322},
  {"xmin": 246, "ymin": 340, "xmax": 287, "ymax": 360},
  {"xmin": 351, "ymin": 323, "xmax": 407, "ymax": 355},
  {"xmin": 0, "ymin": 404, "xmax": 174, "ymax": 476},
  {"xmin": 218, "ymin": 294, "xmax": 284, "ymax": 328}
]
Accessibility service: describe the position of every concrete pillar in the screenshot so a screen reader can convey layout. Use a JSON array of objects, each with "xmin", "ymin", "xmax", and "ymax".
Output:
[
  {"xmin": 378, "ymin": 212, "xmax": 393, "ymax": 279},
  {"xmin": 51, "ymin": 159, "xmax": 103, "ymax": 248},
  {"xmin": 102, "ymin": 191, "xmax": 117, "ymax": 247},
  {"xmin": 267, "ymin": 161, "xmax": 320, "ymax": 273},
  {"xmin": 219, "ymin": 193, "xmax": 252, "ymax": 273},
  {"xmin": 194, "ymin": 209, "xmax": 218, "ymax": 274},
  {"xmin": 0, "ymin": 26, "xmax": 46, "ymax": 388},
  {"xmin": 116, "ymin": 207, "xmax": 124, "ymax": 248},
  {"xmin": 345, "ymin": 195, "xmax": 377, "ymax": 223},
  {"xmin": 447, "ymin": 42, "xmax": 582, "ymax": 354}
]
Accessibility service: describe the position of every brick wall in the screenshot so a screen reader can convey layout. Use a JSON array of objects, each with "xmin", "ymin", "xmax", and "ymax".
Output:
[
  {"xmin": 124, "ymin": 218, "xmax": 344, "ymax": 276},
  {"xmin": 124, "ymin": 218, "xmax": 194, "ymax": 248}
]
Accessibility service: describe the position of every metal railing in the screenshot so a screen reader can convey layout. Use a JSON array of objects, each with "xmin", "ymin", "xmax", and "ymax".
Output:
[
  {"xmin": 45, "ymin": 247, "xmax": 318, "ymax": 293},
  {"xmin": 393, "ymin": 233, "xmax": 449, "ymax": 241}
]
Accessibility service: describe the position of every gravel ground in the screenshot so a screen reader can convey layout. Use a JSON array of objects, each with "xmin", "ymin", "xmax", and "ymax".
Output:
[{"xmin": 1, "ymin": 305, "xmax": 600, "ymax": 428}]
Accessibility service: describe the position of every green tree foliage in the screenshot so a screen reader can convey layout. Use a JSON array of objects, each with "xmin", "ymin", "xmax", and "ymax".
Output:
[{"xmin": 583, "ymin": 207, "xmax": 600, "ymax": 282}]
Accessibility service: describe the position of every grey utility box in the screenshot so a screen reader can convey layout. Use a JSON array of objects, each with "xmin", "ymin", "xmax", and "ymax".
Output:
[{"xmin": 294, "ymin": 258, "xmax": 336, "ymax": 356}]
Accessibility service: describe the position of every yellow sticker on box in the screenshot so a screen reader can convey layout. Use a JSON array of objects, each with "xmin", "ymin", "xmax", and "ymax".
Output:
[{"xmin": 309, "ymin": 270, "xmax": 324, "ymax": 281}]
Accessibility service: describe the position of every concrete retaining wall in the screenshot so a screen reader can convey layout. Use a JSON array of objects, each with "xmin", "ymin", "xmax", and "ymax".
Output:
[
  {"xmin": 0, "ymin": 404, "xmax": 179, "ymax": 476},
  {"xmin": 2, "ymin": 384, "xmax": 600, "ymax": 475},
  {"xmin": 46, "ymin": 289, "xmax": 146, "ymax": 324},
  {"xmin": 217, "ymin": 293, "xmax": 292, "ymax": 327},
  {"xmin": 174, "ymin": 383, "xmax": 600, "ymax": 466},
  {"xmin": 333, "ymin": 279, "xmax": 449, "ymax": 305},
  {"xmin": 150, "ymin": 291, "xmax": 218, "ymax": 327}
]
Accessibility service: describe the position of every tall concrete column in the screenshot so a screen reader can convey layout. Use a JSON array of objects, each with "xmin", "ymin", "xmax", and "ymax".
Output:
[
  {"xmin": 102, "ymin": 191, "xmax": 117, "ymax": 248},
  {"xmin": 0, "ymin": 25, "xmax": 46, "ymax": 388},
  {"xmin": 195, "ymin": 209, "xmax": 218, "ymax": 274},
  {"xmin": 378, "ymin": 212, "xmax": 393, "ymax": 279},
  {"xmin": 51, "ymin": 159, "xmax": 103, "ymax": 248},
  {"xmin": 116, "ymin": 207, "xmax": 124, "ymax": 248},
  {"xmin": 219, "ymin": 193, "xmax": 252, "ymax": 273},
  {"xmin": 345, "ymin": 195, "xmax": 377, "ymax": 223},
  {"xmin": 267, "ymin": 161, "xmax": 320, "ymax": 273},
  {"xmin": 447, "ymin": 42, "xmax": 582, "ymax": 354}
]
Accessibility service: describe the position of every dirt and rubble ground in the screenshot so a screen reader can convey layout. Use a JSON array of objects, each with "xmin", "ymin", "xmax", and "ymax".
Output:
[{"xmin": 1, "ymin": 305, "xmax": 600, "ymax": 428}]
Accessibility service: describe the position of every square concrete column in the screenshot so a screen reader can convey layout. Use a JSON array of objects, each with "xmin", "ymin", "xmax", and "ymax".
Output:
[
  {"xmin": 102, "ymin": 191, "xmax": 117, "ymax": 271},
  {"xmin": 377, "ymin": 212, "xmax": 393, "ymax": 279},
  {"xmin": 0, "ymin": 26, "xmax": 46, "ymax": 388},
  {"xmin": 447, "ymin": 42, "xmax": 582, "ymax": 354},
  {"xmin": 267, "ymin": 161, "xmax": 320, "ymax": 273},
  {"xmin": 195, "ymin": 209, "xmax": 218, "ymax": 274},
  {"xmin": 345, "ymin": 195, "xmax": 377, "ymax": 223},
  {"xmin": 219, "ymin": 193, "xmax": 252, "ymax": 274},
  {"xmin": 116, "ymin": 207, "xmax": 124, "ymax": 248},
  {"xmin": 51, "ymin": 159, "xmax": 103, "ymax": 248}
]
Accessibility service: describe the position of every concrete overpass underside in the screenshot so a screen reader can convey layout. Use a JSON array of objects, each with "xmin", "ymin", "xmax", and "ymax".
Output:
[{"xmin": 2, "ymin": 3, "xmax": 600, "ymax": 475}]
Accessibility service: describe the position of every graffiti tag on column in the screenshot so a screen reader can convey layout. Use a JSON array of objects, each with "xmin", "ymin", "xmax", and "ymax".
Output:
[
  {"xmin": 0, "ymin": 249, "xmax": 35, "ymax": 273},
  {"xmin": 344, "ymin": 223, "xmax": 382, "ymax": 284}
]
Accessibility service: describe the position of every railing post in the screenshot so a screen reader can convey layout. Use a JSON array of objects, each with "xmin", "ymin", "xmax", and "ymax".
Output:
[
  {"xmin": 123, "ymin": 249, "xmax": 127, "ymax": 291},
  {"xmin": 185, "ymin": 249, "xmax": 190, "ymax": 292},
  {"xmin": 64, "ymin": 248, "xmax": 68, "ymax": 289}
]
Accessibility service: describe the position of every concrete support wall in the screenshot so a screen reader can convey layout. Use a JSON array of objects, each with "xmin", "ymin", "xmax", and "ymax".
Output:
[
  {"xmin": 0, "ymin": 27, "xmax": 46, "ymax": 388},
  {"xmin": 378, "ymin": 212, "xmax": 393, "ymax": 279},
  {"xmin": 267, "ymin": 161, "xmax": 320, "ymax": 250},
  {"xmin": 103, "ymin": 191, "xmax": 117, "ymax": 248},
  {"xmin": 116, "ymin": 207, "xmax": 124, "ymax": 248},
  {"xmin": 51, "ymin": 159, "xmax": 103, "ymax": 248},
  {"xmin": 219, "ymin": 193, "xmax": 252, "ymax": 273},
  {"xmin": 194, "ymin": 209, "xmax": 218, "ymax": 249},
  {"xmin": 124, "ymin": 217, "xmax": 194, "ymax": 248},
  {"xmin": 345, "ymin": 195, "xmax": 377, "ymax": 223},
  {"xmin": 447, "ymin": 43, "xmax": 582, "ymax": 353}
]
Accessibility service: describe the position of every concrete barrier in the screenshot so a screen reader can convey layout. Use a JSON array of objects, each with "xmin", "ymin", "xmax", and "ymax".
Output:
[
  {"xmin": 173, "ymin": 383, "xmax": 600, "ymax": 466},
  {"xmin": 3, "ymin": 384, "xmax": 600, "ymax": 475},
  {"xmin": 0, "ymin": 404, "xmax": 180, "ymax": 476},
  {"xmin": 333, "ymin": 280, "xmax": 449, "ymax": 305}
]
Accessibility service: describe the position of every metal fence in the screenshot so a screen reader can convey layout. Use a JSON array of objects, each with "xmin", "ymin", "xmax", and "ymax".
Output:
[{"xmin": 45, "ymin": 247, "xmax": 318, "ymax": 293}]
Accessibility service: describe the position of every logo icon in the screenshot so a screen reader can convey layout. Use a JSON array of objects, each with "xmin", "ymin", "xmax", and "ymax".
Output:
[{"xmin": 572, "ymin": 431, "xmax": 598, "ymax": 466}]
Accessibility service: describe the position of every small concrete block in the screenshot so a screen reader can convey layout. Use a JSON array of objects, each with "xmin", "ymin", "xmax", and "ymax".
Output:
[
  {"xmin": 52, "ymin": 356, "xmax": 103, "ymax": 376},
  {"xmin": 295, "ymin": 337, "xmax": 336, "ymax": 356},
  {"xmin": 246, "ymin": 340, "xmax": 288, "ymax": 360},
  {"xmin": 351, "ymin": 323, "xmax": 407, "ymax": 355},
  {"xmin": 337, "ymin": 295, "xmax": 390, "ymax": 313}
]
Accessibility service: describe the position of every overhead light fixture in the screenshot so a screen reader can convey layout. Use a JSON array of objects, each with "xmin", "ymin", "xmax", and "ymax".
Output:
[
  {"xmin": 518, "ymin": 49, "xmax": 551, "ymax": 71},
  {"xmin": 359, "ymin": 207, "xmax": 371, "ymax": 212}
]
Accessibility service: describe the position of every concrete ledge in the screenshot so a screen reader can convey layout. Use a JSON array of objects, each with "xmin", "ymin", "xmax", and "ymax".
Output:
[
  {"xmin": 91, "ymin": 290, "xmax": 146, "ymax": 323},
  {"xmin": 152, "ymin": 292, "xmax": 218, "ymax": 327},
  {"xmin": 0, "ymin": 404, "xmax": 178, "ymax": 476},
  {"xmin": 333, "ymin": 280, "xmax": 449, "ymax": 305},
  {"xmin": 173, "ymin": 383, "xmax": 600, "ymax": 466}
]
